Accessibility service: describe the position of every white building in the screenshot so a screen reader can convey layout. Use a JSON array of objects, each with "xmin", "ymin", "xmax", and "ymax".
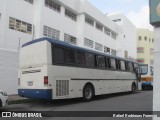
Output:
[
  {"xmin": 109, "ymin": 14, "xmax": 137, "ymax": 60},
  {"xmin": 0, "ymin": 0, "xmax": 137, "ymax": 94}
]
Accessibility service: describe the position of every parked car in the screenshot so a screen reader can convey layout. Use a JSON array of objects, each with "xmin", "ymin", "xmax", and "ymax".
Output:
[{"xmin": 0, "ymin": 90, "xmax": 8, "ymax": 109}]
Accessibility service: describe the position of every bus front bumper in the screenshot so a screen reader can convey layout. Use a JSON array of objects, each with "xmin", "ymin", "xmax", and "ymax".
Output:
[{"xmin": 18, "ymin": 89, "xmax": 52, "ymax": 100}]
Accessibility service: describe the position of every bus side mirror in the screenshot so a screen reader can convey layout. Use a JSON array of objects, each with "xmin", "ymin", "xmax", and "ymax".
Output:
[{"xmin": 139, "ymin": 64, "xmax": 148, "ymax": 75}]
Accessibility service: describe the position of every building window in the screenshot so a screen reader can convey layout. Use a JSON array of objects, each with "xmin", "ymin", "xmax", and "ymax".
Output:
[
  {"xmin": 95, "ymin": 42, "xmax": 103, "ymax": 51},
  {"xmin": 65, "ymin": 9, "xmax": 77, "ymax": 21},
  {"xmin": 9, "ymin": 17, "xmax": 32, "ymax": 34},
  {"xmin": 104, "ymin": 46, "xmax": 110, "ymax": 54},
  {"xmin": 150, "ymin": 48, "xmax": 154, "ymax": 55},
  {"xmin": 104, "ymin": 28, "xmax": 111, "ymax": 36},
  {"xmin": 111, "ymin": 49, "xmax": 116, "ymax": 56},
  {"xmin": 144, "ymin": 36, "xmax": 147, "ymax": 41},
  {"xmin": 139, "ymin": 36, "xmax": 142, "ymax": 41},
  {"xmin": 43, "ymin": 25, "xmax": 60, "ymax": 40},
  {"xmin": 113, "ymin": 19, "xmax": 121, "ymax": 22},
  {"xmin": 96, "ymin": 23, "xmax": 103, "ymax": 31},
  {"xmin": 85, "ymin": 16, "xmax": 94, "ymax": 26},
  {"xmin": 137, "ymin": 47, "xmax": 144, "ymax": 53},
  {"xmin": 24, "ymin": 0, "xmax": 33, "ymax": 4},
  {"xmin": 84, "ymin": 38, "xmax": 94, "ymax": 48},
  {"xmin": 111, "ymin": 32, "xmax": 117, "ymax": 40},
  {"xmin": 137, "ymin": 58, "xmax": 145, "ymax": 64},
  {"xmin": 45, "ymin": 0, "xmax": 61, "ymax": 13},
  {"xmin": 64, "ymin": 33, "xmax": 77, "ymax": 45}
]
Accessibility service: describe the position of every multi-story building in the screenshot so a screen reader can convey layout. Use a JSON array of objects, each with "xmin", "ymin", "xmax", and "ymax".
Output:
[
  {"xmin": 109, "ymin": 14, "xmax": 137, "ymax": 60},
  {"xmin": 0, "ymin": 0, "xmax": 137, "ymax": 94},
  {"xmin": 0, "ymin": 0, "xmax": 120, "ymax": 55},
  {"xmin": 137, "ymin": 29, "xmax": 154, "ymax": 65}
]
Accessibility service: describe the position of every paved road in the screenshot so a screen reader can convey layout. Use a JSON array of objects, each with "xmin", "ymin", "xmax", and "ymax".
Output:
[{"xmin": 3, "ymin": 91, "xmax": 153, "ymax": 120}]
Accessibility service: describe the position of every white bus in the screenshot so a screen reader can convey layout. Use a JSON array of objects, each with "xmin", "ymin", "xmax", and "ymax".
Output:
[{"xmin": 18, "ymin": 37, "xmax": 146, "ymax": 101}]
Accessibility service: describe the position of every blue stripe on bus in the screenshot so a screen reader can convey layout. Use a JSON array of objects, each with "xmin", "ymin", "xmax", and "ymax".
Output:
[
  {"xmin": 18, "ymin": 89, "xmax": 52, "ymax": 100},
  {"xmin": 22, "ymin": 37, "xmax": 137, "ymax": 63}
]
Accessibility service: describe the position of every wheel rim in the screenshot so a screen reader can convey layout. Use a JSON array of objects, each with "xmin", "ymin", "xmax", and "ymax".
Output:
[{"xmin": 85, "ymin": 88, "xmax": 92, "ymax": 99}]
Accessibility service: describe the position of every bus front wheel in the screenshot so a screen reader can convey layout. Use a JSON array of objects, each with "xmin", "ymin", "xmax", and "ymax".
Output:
[{"xmin": 83, "ymin": 84, "xmax": 94, "ymax": 102}]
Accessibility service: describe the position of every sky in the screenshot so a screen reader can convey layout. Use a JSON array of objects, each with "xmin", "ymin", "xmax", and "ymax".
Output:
[{"xmin": 88, "ymin": 0, "xmax": 153, "ymax": 30}]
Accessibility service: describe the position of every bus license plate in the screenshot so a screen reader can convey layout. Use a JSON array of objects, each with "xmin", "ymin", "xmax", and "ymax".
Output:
[{"xmin": 28, "ymin": 81, "xmax": 33, "ymax": 86}]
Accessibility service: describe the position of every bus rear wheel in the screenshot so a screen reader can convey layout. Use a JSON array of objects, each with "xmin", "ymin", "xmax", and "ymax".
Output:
[
  {"xmin": 83, "ymin": 84, "xmax": 94, "ymax": 102},
  {"xmin": 131, "ymin": 83, "xmax": 136, "ymax": 94}
]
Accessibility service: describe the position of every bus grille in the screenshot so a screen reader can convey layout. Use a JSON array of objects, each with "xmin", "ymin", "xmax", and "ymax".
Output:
[{"xmin": 56, "ymin": 80, "xmax": 69, "ymax": 96}]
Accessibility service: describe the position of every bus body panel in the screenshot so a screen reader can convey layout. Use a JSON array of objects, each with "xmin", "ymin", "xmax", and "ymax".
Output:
[
  {"xmin": 18, "ymin": 41, "xmax": 53, "ymax": 99},
  {"xmin": 51, "ymin": 66, "xmax": 137, "ymax": 99}
]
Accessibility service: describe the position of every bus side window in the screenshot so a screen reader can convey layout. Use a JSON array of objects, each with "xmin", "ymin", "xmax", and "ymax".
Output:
[
  {"xmin": 110, "ymin": 58, "xmax": 117, "ymax": 69},
  {"xmin": 105, "ymin": 57, "xmax": 109, "ymax": 68},
  {"xmin": 53, "ymin": 46, "xmax": 65, "ymax": 64},
  {"xmin": 98, "ymin": 56, "xmax": 105, "ymax": 68},
  {"xmin": 127, "ymin": 62, "xmax": 133, "ymax": 71},
  {"xmin": 134, "ymin": 63, "xmax": 138, "ymax": 71},
  {"xmin": 120, "ymin": 60, "xmax": 126, "ymax": 70},
  {"xmin": 85, "ymin": 53, "xmax": 95, "ymax": 67},
  {"xmin": 94, "ymin": 55, "xmax": 98, "ymax": 67},
  {"xmin": 76, "ymin": 51, "xmax": 85, "ymax": 66},
  {"xmin": 65, "ymin": 49, "xmax": 76, "ymax": 64},
  {"xmin": 116, "ymin": 60, "xmax": 121, "ymax": 70}
]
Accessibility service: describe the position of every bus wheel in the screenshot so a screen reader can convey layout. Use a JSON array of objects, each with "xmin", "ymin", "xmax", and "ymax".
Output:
[
  {"xmin": 131, "ymin": 83, "xmax": 136, "ymax": 94},
  {"xmin": 83, "ymin": 84, "xmax": 94, "ymax": 102}
]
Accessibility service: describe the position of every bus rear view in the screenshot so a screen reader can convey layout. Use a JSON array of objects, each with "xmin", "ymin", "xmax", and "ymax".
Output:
[{"xmin": 18, "ymin": 39, "xmax": 52, "ymax": 100}]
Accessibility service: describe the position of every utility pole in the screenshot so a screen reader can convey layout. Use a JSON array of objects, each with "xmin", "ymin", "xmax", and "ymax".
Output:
[{"xmin": 149, "ymin": 0, "xmax": 160, "ymax": 120}]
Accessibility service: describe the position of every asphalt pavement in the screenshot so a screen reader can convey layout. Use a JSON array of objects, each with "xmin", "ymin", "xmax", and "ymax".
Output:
[{"xmin": 2, "ymin": 91, "xmax": 153, "ymax": 120}]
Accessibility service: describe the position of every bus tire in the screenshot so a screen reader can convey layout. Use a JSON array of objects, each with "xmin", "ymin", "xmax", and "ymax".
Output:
[
  {"xmin": 131, "ymin": 83, "xmax": 136, "ymax": 94},
  {"xmin": 83, "ymin": 84, "xmax": 94, "ymax": 102}
]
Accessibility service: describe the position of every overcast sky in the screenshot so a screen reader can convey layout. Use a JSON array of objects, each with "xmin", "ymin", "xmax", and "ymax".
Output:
[{"xmin": 88, "ymin": 0, "xmax": 153, "ymax": 30}]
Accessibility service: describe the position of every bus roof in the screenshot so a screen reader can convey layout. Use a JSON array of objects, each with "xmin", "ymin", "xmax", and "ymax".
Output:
[{"xmin": 22, "ymin": 37, "xmax": 137, "ymax": 63}]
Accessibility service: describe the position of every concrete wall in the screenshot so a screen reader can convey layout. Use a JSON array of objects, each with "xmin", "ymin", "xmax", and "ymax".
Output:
[
  {"xmin": 0, "ymin": 49, "xmax": 19, "ymax": 95},
  {"xmin": 153, "ymin": 28, "xmax": 160, "ymax": 118}
]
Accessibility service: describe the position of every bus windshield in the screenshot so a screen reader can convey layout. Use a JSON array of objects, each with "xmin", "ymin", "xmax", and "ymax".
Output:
[{"xmin": 140, "ymin": 64, "xmax": 148, "ymax": 75}]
